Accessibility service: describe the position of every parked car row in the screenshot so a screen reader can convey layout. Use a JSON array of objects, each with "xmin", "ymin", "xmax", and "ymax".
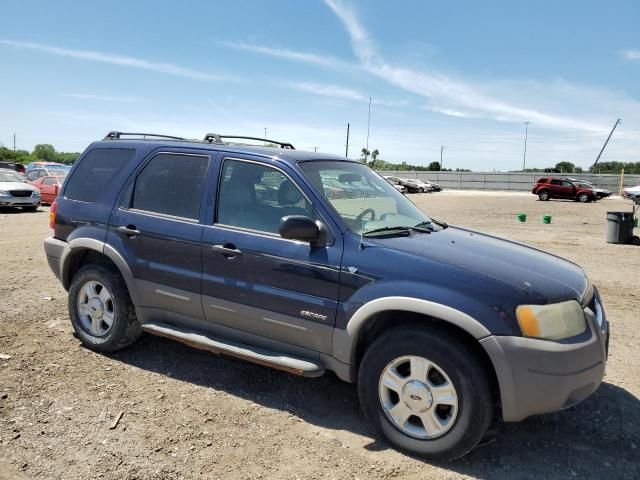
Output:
[
  {"xmin": 383, "ymin": 175, "xmax": 442, "ymax": 194},
  {"xmin": 532, "ymin": 177, "xmax": 612, "ymax": 203}
]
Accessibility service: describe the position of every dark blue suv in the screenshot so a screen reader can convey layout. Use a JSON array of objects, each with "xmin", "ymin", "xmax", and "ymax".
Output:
[{"xmin": 44, "ymin": 132, "xmax": 609, "ymax": 461}]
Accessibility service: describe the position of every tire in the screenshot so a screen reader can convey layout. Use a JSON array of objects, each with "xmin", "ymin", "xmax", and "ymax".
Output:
[
  {"xmin": 358, "ymin": 326, "xmax": 493, "ymax": 461},
  {"xmin": 578, "ymin": 193, "xmax": 590, "ymax": 203},
  {"xmin": 538, "ymin": 190, "xmax": 550, "ymax": 201},
  {"xmin": 68, "ymin": 264, "xmax": 141, "ymax": 353},
  {"xmin": 23, "ymin": 205, "xmax": 38, "ymax": 212},
  {"xmin": 419, "ymin": 188, "xmax": 424, "ymax": 193}
]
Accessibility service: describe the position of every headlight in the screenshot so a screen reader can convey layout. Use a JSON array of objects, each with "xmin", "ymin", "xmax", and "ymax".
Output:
[
  {"xmin": 0, "ymin": 190, "xmax": 8, "ymax": 196},
  {"xmin": 32, "ymin": 190, "xmax": 40, "ymax": 196},
  {"xmin": 516, "ymin": 300, "xmax": 587, "ymax": 340}
]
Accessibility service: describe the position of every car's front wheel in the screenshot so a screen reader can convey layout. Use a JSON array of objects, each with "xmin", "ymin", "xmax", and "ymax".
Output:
[
  {"xmin": 68, "ymin": 264, "xmax": 141, "ymax": 352},
  {"xmin": 538, "ymin": 190, "xmax": 550, "ymax": 201},
  {"xmin": 358, "ymin": 326, "xmax": 493, "ymax": 461}
]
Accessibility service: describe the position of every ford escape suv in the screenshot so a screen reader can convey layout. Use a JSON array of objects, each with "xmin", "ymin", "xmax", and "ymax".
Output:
[{"xmin": 44, "ymin": 132, "xmax": 609, "ymax": 461}]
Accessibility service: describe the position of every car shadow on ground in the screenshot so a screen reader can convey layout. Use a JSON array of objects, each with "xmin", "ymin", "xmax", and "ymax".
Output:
[
  {"xmin": 109, "ymin": 334, "xmax": 640, "ymax": 479},
  {"xmin": 0, "ymin": 206, "xmax": 41, "ymax": 214}
]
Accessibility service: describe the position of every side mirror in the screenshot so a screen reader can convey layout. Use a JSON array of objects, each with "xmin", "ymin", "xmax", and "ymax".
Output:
[
  {"xmin": 54, "ymin": 185, "xmax": 59, "ymax": 194},
  {"xmin": 279, "ymin": 215, "xmax": 321, "ymax": 243}
]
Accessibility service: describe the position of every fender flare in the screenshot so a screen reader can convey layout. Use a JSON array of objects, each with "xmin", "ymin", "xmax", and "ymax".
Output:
[
  {"xmin": 60, "ymin": 238, "xmax": 139, "ymax": 305},
  {"xmin": 332, "ymin": 296, "xmax": 492, "ymax": 367}
]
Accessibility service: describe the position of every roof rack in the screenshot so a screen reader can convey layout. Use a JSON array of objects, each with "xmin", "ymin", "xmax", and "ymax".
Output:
[
  {"xmin": 104, "ymin": 131, "xmax": 186, "ymax": 141},
  {"xmin": 103, "ymin": 131, "xmax": 296, "ymax": 150},
  {"xmin": 203, "ymin": 133, "xmax": 295, "ymax": 150}
]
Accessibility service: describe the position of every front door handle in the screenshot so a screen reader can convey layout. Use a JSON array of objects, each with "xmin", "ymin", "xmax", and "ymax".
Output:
[
  {"xmin": 116, "ymin": 225, "xmax": 141, "ymax": 237},
  {"xmin": 211, "ymin": 244, "xmax": 242, "ymax": 257}
]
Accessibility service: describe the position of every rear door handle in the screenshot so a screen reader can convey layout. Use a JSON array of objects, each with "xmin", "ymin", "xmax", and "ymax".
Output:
[
  {"xmin": 211, "ymin": 244, "xmax": 242, "ymax": 257},
  {"xmin": 116, "ymin": 225, "xmax": 141, "ymax": 237}
]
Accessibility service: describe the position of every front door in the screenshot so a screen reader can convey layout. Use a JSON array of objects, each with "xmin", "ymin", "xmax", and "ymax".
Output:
[
  {"xmin": 201, "ymin": 156, "xmax": 342, "ymax": 353},
  {"xmin": 109, "ymin": 151, "xmax": 212, "ymax": 320}
]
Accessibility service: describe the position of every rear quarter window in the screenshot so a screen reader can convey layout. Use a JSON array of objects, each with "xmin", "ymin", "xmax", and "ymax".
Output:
[{"xmin": 64, "ymin": 148, "xmax": 135, "ymax": 202}]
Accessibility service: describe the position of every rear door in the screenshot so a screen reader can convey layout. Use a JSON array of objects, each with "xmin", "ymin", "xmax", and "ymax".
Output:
[
  {"xmin": 200, "ymin": 156, "xmax": 342, "ymax": 353},
  {"xmin": 109, "ymin": 150, "xmax": 212, "ymax": 321}
]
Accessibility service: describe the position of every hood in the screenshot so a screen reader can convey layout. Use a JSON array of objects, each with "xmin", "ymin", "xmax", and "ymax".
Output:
[
  {"xmin": 369, "ymin": 226, "xmax": 588, "ymax": 304},
  {"xmin": 0, "ymin": 181, "xmax": 38, "ymax": 192}
]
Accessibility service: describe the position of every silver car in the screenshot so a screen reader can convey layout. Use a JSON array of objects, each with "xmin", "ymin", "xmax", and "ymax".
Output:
[{"xmin": 0, "ymin": 168, "xmax": 41, "ymax": 210}]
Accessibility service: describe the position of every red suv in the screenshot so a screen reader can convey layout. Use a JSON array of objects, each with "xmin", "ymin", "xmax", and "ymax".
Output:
[{"xmin": 532, "ymin": 177, "xmax": 597, "ymax": 203}]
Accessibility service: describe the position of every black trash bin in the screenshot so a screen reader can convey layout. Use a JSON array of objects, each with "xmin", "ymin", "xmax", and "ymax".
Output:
[{"xmin": 606, "ymin": 211, "xmax": 634, "ymax": 244}]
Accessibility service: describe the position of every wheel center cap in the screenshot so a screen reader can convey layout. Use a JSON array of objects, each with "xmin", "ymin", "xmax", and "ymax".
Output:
[
  {"xmin": 89, "ymin": 298, "xmax": 104, "ymax": 319},
  {"xmin": 402, "ymin": 380, "xmax": 433, "ymax": 412}
]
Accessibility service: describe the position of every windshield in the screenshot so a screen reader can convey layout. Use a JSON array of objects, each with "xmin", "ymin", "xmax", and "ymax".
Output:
[
  {"xmin": 300, "ymin": 161, "xmax": 440, "ymax": 235},
  {"xmin": 0, "ymin": 171, "xmax": 22, "ymax": 183}
]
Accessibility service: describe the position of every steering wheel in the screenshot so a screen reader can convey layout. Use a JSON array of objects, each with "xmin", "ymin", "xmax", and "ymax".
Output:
[{"xmin": 355, "ymin": 208, "xmax": 376, "ymax": 226}]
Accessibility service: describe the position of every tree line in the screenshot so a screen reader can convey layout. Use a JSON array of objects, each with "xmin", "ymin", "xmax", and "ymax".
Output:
[
  {"xmin": 359, "ymin": 148, "xmax": 470, "ymax": 172},
  {"xmin": 0, "ymin": 144, "xmax": 80, "ymax": 165},
  {"xmin": 522, "ymin": 160, "xmax": 640, "ymax": 174}
]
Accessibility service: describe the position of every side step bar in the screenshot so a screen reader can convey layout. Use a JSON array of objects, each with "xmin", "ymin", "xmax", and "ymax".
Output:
[{"xmin": 142, "ymin": 323, "xmax": 325, "ymax": 377}]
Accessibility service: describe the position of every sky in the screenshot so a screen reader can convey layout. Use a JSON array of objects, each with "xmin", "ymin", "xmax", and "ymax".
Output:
[{"xmin": 0, "ymin": 0, "xmax": 639, "ymax": 171}]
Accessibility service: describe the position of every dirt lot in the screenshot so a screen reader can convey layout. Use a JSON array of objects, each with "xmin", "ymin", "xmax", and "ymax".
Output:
[{"xmin": 1, "ymin": 191, "xmax": 639, "ymax": 480}]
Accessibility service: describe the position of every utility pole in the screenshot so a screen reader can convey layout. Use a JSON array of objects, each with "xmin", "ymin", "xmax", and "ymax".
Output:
[
  {"xmin": 365, "ymin": 97, "xmax": 372, "ymax": 164},
  {"xmin": 522, "ymin": 121, "xmax": 530, "ymax": 171},
  {"xmin": 440, "ymin": 145, "xmax": 445, "ymax": 170},
  {"xmin": 592, "ymin": 118, "xmax": 621, "ymax": 170},
  {"xmin": 345, "ymin": 123, "xmax": 350, "ymax": 158},
  {"xmin": 313, "ymin": 146, "xmax": 318, "ymax": 152},
  {"xmin": 13, "ymin": 133, "xmax": 16, "ymax": 151},
  {"xmin": 263, "ymin": 127, "xmax": 267, "ymax": 146}
]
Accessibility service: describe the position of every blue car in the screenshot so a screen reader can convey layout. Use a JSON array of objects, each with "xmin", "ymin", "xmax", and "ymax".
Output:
[{"xmin": 44, "ymin": 131, "xmax": 609, "ymax": 461}]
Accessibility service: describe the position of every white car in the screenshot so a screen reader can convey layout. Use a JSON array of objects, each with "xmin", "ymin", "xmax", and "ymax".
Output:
[
  {"xmin": 0, "ymin": 168, "xmax": 41, "ymax": 210},
  {"xmin": 624, "ymin": 185, "xmax": 640, "ymax": 195}
]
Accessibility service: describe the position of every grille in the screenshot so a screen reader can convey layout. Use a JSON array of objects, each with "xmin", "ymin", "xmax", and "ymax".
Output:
[{"xmin": 9, "ymin": 190, "xmax": 33, "ymax": 198}]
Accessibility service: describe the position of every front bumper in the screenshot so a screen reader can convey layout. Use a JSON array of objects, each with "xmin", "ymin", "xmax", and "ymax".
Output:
[
  {"xmin": 0, "ymin": 195, "xmax": 40, "ymax": 206},
  {"xmin": 481, "ymin": 294, "xmax": 609, "ymax": 422}
]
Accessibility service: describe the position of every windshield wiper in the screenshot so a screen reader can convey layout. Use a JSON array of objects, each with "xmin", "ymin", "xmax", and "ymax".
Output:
[{"xmin": 363, "ymin": 225, "xmax": 432, "ymax": 237}]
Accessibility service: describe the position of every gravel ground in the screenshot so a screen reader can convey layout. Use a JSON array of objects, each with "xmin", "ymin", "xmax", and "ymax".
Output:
[{"xmin": 1, "ymin": 191, "xmax": 639, "ymax": 480}]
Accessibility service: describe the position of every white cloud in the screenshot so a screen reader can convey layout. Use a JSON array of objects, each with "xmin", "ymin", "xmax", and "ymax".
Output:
[
  {"xmin": 288, "ymin": 81, "xmax": 365, "ymax": 101},
  {"xmin": 285, "ymin": 81, "xmax": 405, "ymax": 107},
  {"xmin": 223, "ymin": 41, "xmax": 351, "ymax": 70},
  {"xmin": 322, "ymin": 0, "xmax": 609, "ymax": 133},
  {"xmin": 0, "ymin": 40, "xmax": 237, "ymax": 82},
  {"xmin": 621, "ymin": 49, "xmax": 640, "ymax": 61},
  {"xmin": 62, "ymin": 93, "xmax": 142, "ymax": 103}
]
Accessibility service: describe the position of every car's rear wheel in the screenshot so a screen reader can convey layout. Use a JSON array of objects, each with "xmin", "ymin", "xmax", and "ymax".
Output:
[
  {"xmin": 358, "ymin": 326, "xmax": 493, "ymax": 461},
  {"xmin": 68, "ymin": 264, "xmax": 141, "ymax": 352},
  {"xmin": 538, "ymin": 190, "xmax": 550, "ymax": 201},
  {"xmin": 578, "ymin": 193, "xmax": 590, "ymax": 203}
]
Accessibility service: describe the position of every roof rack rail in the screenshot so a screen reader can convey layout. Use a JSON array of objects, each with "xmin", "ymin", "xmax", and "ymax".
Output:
[
  {"xmin": 104, "ymin": 131, "xmax": 186, "ymax": 141},
  {"xmin": 203, "ymin": 133, "xmax": 295, "ymax": 150}
]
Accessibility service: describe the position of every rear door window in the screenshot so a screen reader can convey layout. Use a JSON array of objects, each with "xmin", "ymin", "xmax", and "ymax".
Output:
[
  {"xmin": 131, "ymin": 153, "xmax": 210, "ymax": 220},
  {"xmin": 65, "ymin": 148, "xmax": 135, "ymax": 202}
]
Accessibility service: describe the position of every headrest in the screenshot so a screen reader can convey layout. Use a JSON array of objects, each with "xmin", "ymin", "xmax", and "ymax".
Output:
[{"xmin": 278, "ymin": 180, "xmax": 303, "ymax": 206}]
